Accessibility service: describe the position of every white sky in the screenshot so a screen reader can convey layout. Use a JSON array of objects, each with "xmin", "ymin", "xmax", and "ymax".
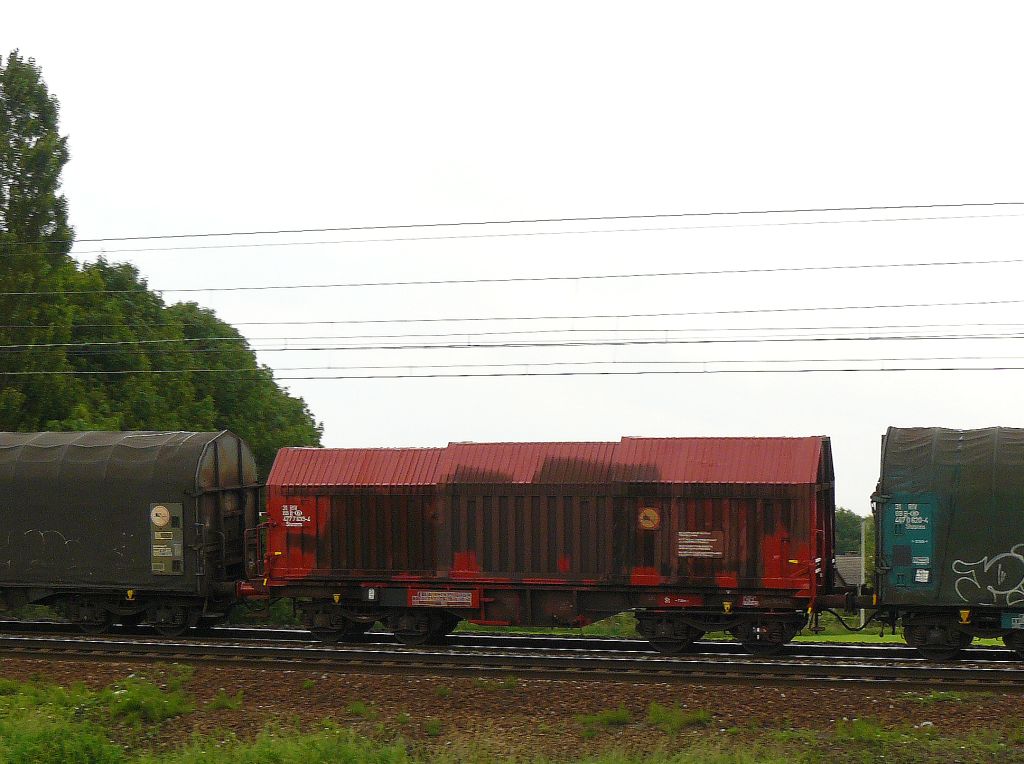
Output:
[{"xmin": 5, "ymin": 2, "xmax": 1024, "ymax": 512}]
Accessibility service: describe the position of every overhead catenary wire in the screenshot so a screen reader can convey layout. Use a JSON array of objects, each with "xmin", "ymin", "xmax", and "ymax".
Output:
[
  {"xmin": 6, "ymin": 200, "xmax": 1022, "ymax": 247},
  {"xmin": 0, "ymin": 255, "xmax": 1021, "ymax": 296},
  {"xmin": 5, "ymin": 210, "xmax": 1011, "ymax": 259},
  {"xmin": 5, "ymin": 362, "xmax": 1024, "ymax": 379},
  {"xmin": 19, "ymin": 330, "xmax": 1024, "ymax": 360},
  {"xmin": 4, "ymin": 352, "xmax": 1023, "ymax": 375},
  {"xmin": 5, "ymin": 297, "xmax": 1024, "ymax": 331},
  {"xmin": 5, "ymin": 322, "xmax": 1024, "ymax": 351}
]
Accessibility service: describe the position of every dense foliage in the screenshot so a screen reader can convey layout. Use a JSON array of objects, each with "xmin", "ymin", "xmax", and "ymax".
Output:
[{"xmin": 0, "ymin": 50, "xmax": 321, "ymax": 474}]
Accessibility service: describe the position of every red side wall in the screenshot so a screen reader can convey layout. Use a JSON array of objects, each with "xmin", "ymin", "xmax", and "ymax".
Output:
[{"xmin": 266, "ymin": 486, "xmax": 824, "ymax": 598}]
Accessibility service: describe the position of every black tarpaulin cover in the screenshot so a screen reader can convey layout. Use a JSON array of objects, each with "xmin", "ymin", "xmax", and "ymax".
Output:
[
  {"xmin": 876, "ymin": 426, "xmax": 1024, "ymax": 606},
  {"xmin": 0, "ymin": 431, "xmax": 238, "ymax": 590}
]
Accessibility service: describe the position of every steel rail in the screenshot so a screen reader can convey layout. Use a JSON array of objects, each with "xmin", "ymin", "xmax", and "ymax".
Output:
[
  {"xmin": 1, "ymin": 619, "xmax": 1019, "ymax": 663},
  {"xmin": 1, "ymin": 632, "xmax": 1020, "ymax": 691}
]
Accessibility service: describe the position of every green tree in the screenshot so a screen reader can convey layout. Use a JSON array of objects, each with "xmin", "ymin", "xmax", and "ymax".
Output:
[
  {"xmin": 0, "ymin": 51, "xmax": 322, "ymax": 474},
  {"xmin": 835, "ymin": 506, "xmax": 876, "ymax": 579},
  {"xmin": 164, "ymin": 301, "xmax": 322, "ymax": 475},
  {"xmin": 835, "ymin": 507, "xmax": 865, "ymax": 554},
  {"xmin": 0, "ymin": 50, "xmax": 80, "ymax": 428}
]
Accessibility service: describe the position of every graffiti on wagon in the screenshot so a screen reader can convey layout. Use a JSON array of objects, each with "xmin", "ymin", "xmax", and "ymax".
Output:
[{"xmin": 952, "ymin": 544, "xmax": 1024, "ymax": 606}]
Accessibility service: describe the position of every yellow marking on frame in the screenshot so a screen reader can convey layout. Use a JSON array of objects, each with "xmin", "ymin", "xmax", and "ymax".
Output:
[
  {"xmin": 126, "ymin": 589, "xmax": 135, "ymax": 601},
  {"xmin": 959, "ymin": 609, "xmax": 971, "ymax": 624},
  {"xmin": 333, "ymin": 593, "xmax": 341, "ymax": 604},
  {"xmin": 723, "ymin": 601, "xmax": 733, "ymax": 613}
]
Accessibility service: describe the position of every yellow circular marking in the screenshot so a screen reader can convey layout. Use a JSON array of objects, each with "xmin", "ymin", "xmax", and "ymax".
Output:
[
  {"xmin": 638, "ymin": 507, "xmax": 661, "ymax": 531},
  {"xmin": 150, "ymin": 505, "xmax": 171, "ymax": 527}
]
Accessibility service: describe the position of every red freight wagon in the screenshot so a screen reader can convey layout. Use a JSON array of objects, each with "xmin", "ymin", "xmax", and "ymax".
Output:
[{"xmin": 259, "ymin": 436, "xmax": 835, "ymax": 654}]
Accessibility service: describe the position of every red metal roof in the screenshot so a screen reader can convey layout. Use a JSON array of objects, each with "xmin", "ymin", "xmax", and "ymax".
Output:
[
  {"xmin": 268, "ymin": 437, "xmax": 825, "ymax": 488},
  {"xmin": 268, "ymin": 447, "xmax": 444, "ymax": 487}
]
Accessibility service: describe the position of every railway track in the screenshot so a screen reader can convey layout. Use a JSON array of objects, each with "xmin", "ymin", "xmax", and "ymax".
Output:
[
  {"xmin": 2, "ymin": 627, "xmax": 1022, "ymax": 690},
  {"xmin": 1, "ymin": 619, "xmax": 1020, "ymax": 662}
]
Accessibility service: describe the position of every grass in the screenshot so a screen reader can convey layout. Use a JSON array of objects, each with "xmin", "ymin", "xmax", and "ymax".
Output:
[
  {"xmin": 345, "ymin": 700, "xmax": 378, "ymax": 720},
  {"xmin": 457, "ymin": 612, "xmax": 641, "ymax": 638},
  {"xmin": 105, "ymin": 677, "xmax": 195, "ymax": 725},
  {"xmin": 0, "ymin": 668, "xmax": 197, "ymax": 764},
  {"xmin": 578, "ymin": 705, "xmax": 632, "ymax": 736},
  {"xmin": 1, "ymin": 671, "xmax": 1022, "ymax": 764},
  {"xmin": 134, "ymin": 725, "xmax": 414, "ymax": 764},
  {"xmin": 434, "ymin": 685, "xmax": 452, "ymax": 699},
  {"xmin": 205, "ymin": 689, "xmax": 244, "ymax": 711},
  {"xmin": 645, "ymin": 703, "xmax": 712, "ymax": 733}
]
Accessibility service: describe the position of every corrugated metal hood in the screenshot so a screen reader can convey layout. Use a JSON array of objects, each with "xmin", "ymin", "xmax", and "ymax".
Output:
[{"xmin": 269, "ymin": 436, "xmax": 827, "ymax": 489}]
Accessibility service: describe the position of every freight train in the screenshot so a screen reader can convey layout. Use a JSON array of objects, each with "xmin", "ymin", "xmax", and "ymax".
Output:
[{"xmin": 0, "ymin": 427, "xmax": 1020, "ymax": 661}]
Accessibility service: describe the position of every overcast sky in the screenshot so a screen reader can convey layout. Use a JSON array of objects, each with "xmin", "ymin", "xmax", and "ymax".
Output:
[{"xmin": 5, "ymin": 3, "xmax": 1024, "ymax": 511}]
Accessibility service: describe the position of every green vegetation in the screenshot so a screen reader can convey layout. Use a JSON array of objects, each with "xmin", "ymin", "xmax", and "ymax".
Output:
[
  {"xmin": 457, "ymin": 612, "xmax": 641, "ymax": 639},
  {"xmin": 434, "ymin": 685, "xmax": 452, "ymax": 699},
  {"xmin": 345, "ymin": 700, "xmax": 378, "ymax": 720},
  {"xmin": 106, "ymin": 675, "xmax": 195, "ymax": 725},
  {"xmin": 0, "ymin": 51, "xmax": 320, "ymax": 473},
  {"xmin": 645, "ymin": 703, "xmax": 712, "ymax": 733},
  {"xmin": 134, "ymin": 726, "xmax": 414, "ymax": 764},
  {"xmin": 578, "ymin": 705, "xmax": 632, "ymax": 735},
  {"xmin": 473, "ymin": 676, "xmax": 519, "ymax": 691},
  {"xmin": 206, "ymin": 689, "xmax": 244, "ymax": 711},
  {"xmin": 1, "ymin": 672, "xmax": 1023, "ymax": 764},
  {"xmin": 909, "ymin": 690, "xmax": 968, "ymax": 705}
]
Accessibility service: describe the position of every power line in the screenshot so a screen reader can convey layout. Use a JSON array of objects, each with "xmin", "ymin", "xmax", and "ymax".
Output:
[
  {"xmin": 8, "ymin": 321, "xmax": 1024, "ymax": 351},
  {"xmin": 2, "ymin": 351, "xmax": 1022, "ymax": 374},
  {"xmin": 4, "ymin": 362, "xmax": 1024, "ymax": 379},
  {"xmin": 272, "ymin": 365, "xmax": 1024, "ymax": 380},
  {"xmin": 207, "ymin": 297, "xmax": 1024, "ymax": 325},
  {"xmin": 5, "ymin": 210, "xmax": 1008, "ymax": 259},
  {"xmin": 26, "ymin": 330, "xmax": 1024, "ymax": 360},
  {"xmin": 1, "ymin": 298, "xmax": 1021, "ymax": 334},
  {"xmin": 1, "ymin": 256, "xmax": 1020, "ymax": 297},
  {"xmin": 9, "ymin": 200, "xmax": 1021, "ymax": 246}
]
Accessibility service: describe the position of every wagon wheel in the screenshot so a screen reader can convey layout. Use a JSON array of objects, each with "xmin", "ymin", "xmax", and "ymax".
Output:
[
  {"xmin": 344, "ymin": 620, "xmax": 375, "ymax": 637},
  {"xmin": 117, "ymin": 612, "xmax": 147, "ymax": 628},
  {"xmin": 648, "ymin": 638, "xmax": 697, "ymax": 655},
  {"xmin": 77, "ymin": 611, "xmax": 114, "ymax": 635},
  {"xmin": 150, "ymin": 606, "xmax": 199, "ymax": 638},
  {"xmin": 915, "ymin": 645, "xmax": 963, "ymax": 662},
  {"xmin": 309, "ymin": 627, "xmax": 345, "ymax": 643},
  {"xmin": 730, "ymin": 621, "xmax": 791, "ymax": 656},
  {"xmin": 905, "ymin": 624, "xmax": 970, "ymax": 662},
  {"xmin": 388, "ymin": 610, "xmax": 435, "ymax": 646},
  {"xmin": 424, "ymin": 613, "xmax": 462, "ymax": 644},
  {"xmin": 1003, "ymin": 631, "xmax": 1024, "ymax": 659},
  {"xmin": 739, "ymin": 640, "xmax": 786, "ymax": 657}
]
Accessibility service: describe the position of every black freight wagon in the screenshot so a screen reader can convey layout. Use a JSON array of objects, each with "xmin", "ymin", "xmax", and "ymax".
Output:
[
  {"xmin": 0, "ymin": 431, "xmax": 259, "ymax": 634},
  {"xmin": 873, "ymin": 426, "xmax": 1024, "ymax": 659}
]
